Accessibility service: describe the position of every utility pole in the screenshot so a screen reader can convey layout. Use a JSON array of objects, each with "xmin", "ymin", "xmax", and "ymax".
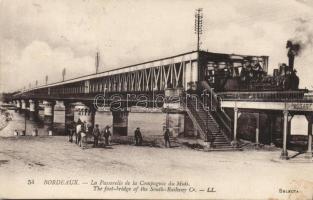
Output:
[
  {"xmin": 45, "ymin": 75, "xmax": 48, "ymax": 85},
  {"xmin": 95, "ymin": 52, "xmax": 100, "ymax": 74},
  {"xmin": 62, "ymin": 68, "xmax": 66, "ymax": 81},
  {"xmin": 194, "ymin": 8, "xmax": 203, "ymax": 51}
]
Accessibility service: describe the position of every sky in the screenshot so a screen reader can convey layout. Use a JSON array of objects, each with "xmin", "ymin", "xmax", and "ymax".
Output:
[{"xmin": 1, "ymin": 0, "xmax": 313, "ymax": 92}]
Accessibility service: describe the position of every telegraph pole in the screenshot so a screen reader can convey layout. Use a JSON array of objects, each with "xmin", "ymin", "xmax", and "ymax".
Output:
[
  {"xmin": 95, "ymin": 52, "xmax": 100, "ymax": 74},
  {"xmin": 45, "ymin": 75, "xmax": 48, "ymax": 85},
  {"xmin": 62, "ymin": 68, "xmax": 66, "ymax": 81},
  {"xmin": 195, "ymin": 8, "xmax": 203, "ymax": 51}
]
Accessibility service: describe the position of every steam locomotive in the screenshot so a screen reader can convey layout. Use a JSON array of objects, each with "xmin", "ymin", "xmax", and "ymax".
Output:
[{"xmin": 202, "ymin": 41, "xmax": 300, "ymax": 92}]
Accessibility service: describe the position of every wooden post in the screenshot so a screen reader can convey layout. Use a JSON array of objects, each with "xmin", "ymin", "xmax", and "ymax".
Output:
[
  {"xmin": 231, "ymin": 107, "xmax": 239, "ymax": 147},
  {"xmin": 255, "ymin": 113, "xmax": 260, "ymax": 146},
  {"xmin": 305, "ymin": 115, "xmax": 313, "ymax": 159},
  {"xmin": 280, "ymin": 110, "xmax": 289, "ymax": 160}
]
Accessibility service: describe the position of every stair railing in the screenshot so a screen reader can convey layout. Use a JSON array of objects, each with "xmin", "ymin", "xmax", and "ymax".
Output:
[
  {"xmin": 200, "ymin": 81, "xmax": 232, "ymax": 139},
  {"xmin": 181, "ymin": 92, "xmax": 207, "ymax": 139}
]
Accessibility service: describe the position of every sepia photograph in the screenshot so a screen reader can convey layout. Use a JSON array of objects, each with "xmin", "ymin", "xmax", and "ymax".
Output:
[{"xmin": 0, "ymin": 0, "xmax": 313, "ymax": 199}]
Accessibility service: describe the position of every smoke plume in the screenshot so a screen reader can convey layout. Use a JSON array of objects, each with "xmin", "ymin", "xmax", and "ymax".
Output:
[
  {"xmin": 288, "ymin": 17, "xmax": 313, "ymax": 56},
  {"xmin": 287, "ymin": 17, "xmax": 313, "ymax": 88}
]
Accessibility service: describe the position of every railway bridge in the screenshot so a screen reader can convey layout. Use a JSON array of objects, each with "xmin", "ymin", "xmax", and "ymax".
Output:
[{"xmin": 6, "ymin": 50, "xmax": 313, "ymax": 159}]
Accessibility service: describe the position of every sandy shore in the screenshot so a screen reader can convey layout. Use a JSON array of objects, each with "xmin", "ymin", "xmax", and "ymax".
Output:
[{"xmin": 0, "ymin": 135, "xmax": 312, "ymax": 199}]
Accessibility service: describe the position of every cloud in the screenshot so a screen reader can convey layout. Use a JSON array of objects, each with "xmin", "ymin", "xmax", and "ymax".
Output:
[{"xmin": 0, "ymin": 40, "xmax": 94, "ymax": 91}]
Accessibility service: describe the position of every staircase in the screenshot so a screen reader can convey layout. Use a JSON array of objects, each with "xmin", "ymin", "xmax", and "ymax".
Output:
[{"xmin": 184, "ymin": 94, "xmax": 235, "ymax": 150}]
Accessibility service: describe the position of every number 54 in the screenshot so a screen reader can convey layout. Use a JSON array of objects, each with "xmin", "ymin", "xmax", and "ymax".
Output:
[{"xmin": 27, "ymin": 179, "xmax": 34, "ymax": 185}]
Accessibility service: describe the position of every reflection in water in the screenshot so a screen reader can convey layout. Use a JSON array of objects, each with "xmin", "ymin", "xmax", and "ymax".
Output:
[{"xmin": 0, "ymin": 110, "xmax": 165, "ymax": 137}]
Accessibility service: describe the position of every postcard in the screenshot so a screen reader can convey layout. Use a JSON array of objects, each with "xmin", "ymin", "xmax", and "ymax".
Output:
[{"xmin": 1, "ymin": 0, "xmax": 313, "ymax": 199}]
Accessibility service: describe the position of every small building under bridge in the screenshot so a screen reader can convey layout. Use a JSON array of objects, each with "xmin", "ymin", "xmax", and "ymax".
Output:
[{"xmin": 5, "ymin": 50, "xmax": 313, "ymax": 159}]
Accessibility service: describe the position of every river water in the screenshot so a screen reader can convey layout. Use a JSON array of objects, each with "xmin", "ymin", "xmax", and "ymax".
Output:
[
  {"xmin": 0, "ymin": 109, "xmax": 166, "ymax": 137},
  {"xmin": 0, "ymin": 106, "xmax": 308, "ymax": 137}
]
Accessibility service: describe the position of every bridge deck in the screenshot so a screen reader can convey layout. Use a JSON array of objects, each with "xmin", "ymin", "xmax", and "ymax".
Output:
[{"xmin": 219, "ymin": 91, "xmax": 313, "ymax": 112}]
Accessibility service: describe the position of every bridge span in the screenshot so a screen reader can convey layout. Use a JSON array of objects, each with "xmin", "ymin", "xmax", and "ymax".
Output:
[{"xmin": 5, "ymin": 50, "xmax": 313, "ymax": 159}]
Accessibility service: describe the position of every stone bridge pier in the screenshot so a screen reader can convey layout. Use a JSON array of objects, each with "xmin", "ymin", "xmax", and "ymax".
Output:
[
  {"xmin": 29, "ymin": 100, "xmax": 39, "ymax": 121},
  {"xmin": 164, "ymin": 111, "xmax": 185, "ymax": 137},
  {"xmin": 16, "ymin": 100, "xmax": 21, "ymax": 112},
  {"xmin": 163, "ymin": 88, "xmax": 186, "ymax": 137},
  {"xmin": 112, "ymin": 110, "xmax": 129, "ymax": 136},
  {"xmin": 21, "ymin": 100, "xmax": 27, "ymax": 114},
  {"xmin": 21, "ymin": 100, "xmax": 26, "ymax": 111},
  {"xmin": 43, "ymin": 100, "xmax": 55, "ymax": 130},
  {"xmin": 64, "ymin": 102, "xmax": 75, "ymax": 135},
  {"xmin": 21, "ymin": 100, "xmax": 30, "ymax": 118}
]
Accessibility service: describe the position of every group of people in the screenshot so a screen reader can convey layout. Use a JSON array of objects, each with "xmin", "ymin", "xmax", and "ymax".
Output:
[
  {"xmin": 68, "ymin": 118, "xmax": 111, "ymax": 149},
  {"xmin": 134, "ymin": 127, "xmax": 172, "ymax": 148},
  {"xmin": 240, "ymin": 61, "xmax": 266, "ymax": 83},
  {"xmin": 68, "ymin": 120, "xmax": 173, "ymax": 149}
]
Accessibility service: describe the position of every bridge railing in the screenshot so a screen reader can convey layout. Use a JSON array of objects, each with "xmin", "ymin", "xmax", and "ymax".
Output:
[{"xmin": 217, "ymin": 90, "xmax": 308, "ymax": 102}]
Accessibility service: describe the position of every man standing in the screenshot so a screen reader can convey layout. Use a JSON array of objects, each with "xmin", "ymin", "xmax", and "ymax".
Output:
[
  {"xmin": 92, "ymin": 124, "xmax": 100, "ymax": 147},
  {"xmin": 75, "ymin": 119, "xmax": 82, "ymax": 145},
  {"xmin": 80, "ymin": 121, "xmax": 87, "ymax": 149},
  {"xmin": 134, "ymin": 127, "xmax": 143, "ymax": 146},
  {"xmin": 103, "ymin": 126, "xmax": 111, "ymax": 146},
  {"xmin": 68, "ymin": 121, "xmax": 75, "ymax": 143},
  {"xmin": 164, "ymin": 128, "xmax": 171, "ymax": 148}
]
